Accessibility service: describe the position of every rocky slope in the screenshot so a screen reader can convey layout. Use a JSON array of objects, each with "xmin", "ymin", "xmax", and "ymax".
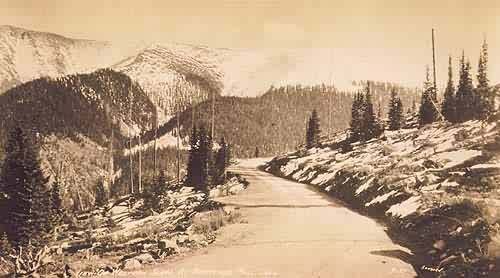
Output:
[
  {"xmin": 0, "ymin": 25, "xmax": 139, "ymax": 93},
  {"xmin": 265, "ymin": 117, "xmax": 500, "ymax": 277}
]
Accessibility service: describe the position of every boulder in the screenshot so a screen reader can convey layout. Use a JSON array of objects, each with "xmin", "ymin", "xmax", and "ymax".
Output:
[
  {"xmin": 134, "ymin": 253, "xmax": 155, "ymax": 264},
  {"xmin": 141, "ymin": 243, "xmax": 156, "ymax": 251},
  {"xmin": 121, "ymin": 258, "xmax": 142, "ymax": 271}
]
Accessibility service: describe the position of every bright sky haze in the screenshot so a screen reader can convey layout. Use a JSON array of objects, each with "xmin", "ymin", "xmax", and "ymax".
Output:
[{"xmin": 1, "ymin": 0, "xmax": 499, "ymax": 87}]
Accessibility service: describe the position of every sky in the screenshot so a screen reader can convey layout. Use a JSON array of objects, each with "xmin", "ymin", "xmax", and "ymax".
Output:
[{"xmin": 1, "ymin": 0, "xmax": 499, "ymax": 87}]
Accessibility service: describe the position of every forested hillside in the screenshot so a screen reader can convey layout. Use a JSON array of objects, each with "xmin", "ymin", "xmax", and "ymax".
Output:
[
  {"xmin": 0, "ymin": 69, "xmax": 156, "ymax": 210},
  {"xmin": 0, "ymin": 69, "xmax": 155, "ymax": 147},
  {"xmin": 146, "ymin": 82, "xmax": 420, "ymax": 158}
]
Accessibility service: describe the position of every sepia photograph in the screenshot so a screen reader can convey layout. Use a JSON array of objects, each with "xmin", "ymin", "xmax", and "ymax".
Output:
[{"xmin": 0, "ymin": 0, "xmax": 499, "ymax": 277}]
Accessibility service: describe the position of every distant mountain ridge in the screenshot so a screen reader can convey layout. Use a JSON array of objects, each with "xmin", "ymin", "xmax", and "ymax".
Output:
[
  {"xmin": 0, "ymin": 25, "xmax": 394, "ymax": 122},
  {"xmin": 0, "ymin": 25, "xmax": 126, "ymax": 92}
]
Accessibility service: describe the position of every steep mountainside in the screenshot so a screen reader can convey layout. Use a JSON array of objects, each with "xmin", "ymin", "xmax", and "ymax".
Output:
[
  {"xmin": 0, "ymin": 69, "xmax": 156, "ymax": 210},
  {"xmin": 0, "ymin": 25, "xmax": 140, "ymax": 93},
  {"xmin": 0, "ymin": 69, "xmax": 155, "ymax": 146}
]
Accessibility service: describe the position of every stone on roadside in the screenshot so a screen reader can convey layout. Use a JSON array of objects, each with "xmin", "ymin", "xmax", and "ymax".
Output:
[
  {"xmin": 134, "ymin": 253, "xmax": 155, "ymax": 264},
  {"xmin": 121, "ymin": 258, "xmax": 142, "ymax": 271}
]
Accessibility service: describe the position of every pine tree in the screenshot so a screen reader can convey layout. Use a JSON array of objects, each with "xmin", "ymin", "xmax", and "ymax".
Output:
[
  {"xmin": 0, "ymin": 232, "xmax": 12, "ymax": 257},
  {"xmin": 203, "ymin": 126, "xmax": 214, "ymax": 187},
  {"xmin": 442, "ymin": 56, "xmax": 457, "ymax": 123},
  {"xmin": 476, "ymin": 38, "xmax": 494, "ymax": 119},
  {"xmin": 225, "ymin": 143, "xmax": 231, "ymax": 168},
  {"xmin": 186, "ymin": 124, "xmax": 211, "ymax": 191},
  {"xmin": 419, "ymin": 66, "xmax": 439, "ymax": 126},
  {"xmin": 455, "ymin": 52, "xmax": 475, "ymax": 122},
  {"xmin": 186, "ymin": 125, "xmax": 200, "ymax": 187},
  {"xmin": 94, "ymin": 180, "xmax": 107, "ymax": 207},
  {"xmin": 49, "ymin": 180, "xmax": 64, "ymax": 228},
  {"xmin": 1, "ymin": 127, "xmax": 51, "ymax": 247},
  {"xmin": 143, "ymin": 170, "xmax": 169, "ymax": 214},
  {"xmin": 361, "ymin": 83, "xmax": 382, "ymax": 140},
  {"xmin": 388, "ymin": 89, "xmax": 404, "ymax": 130},
  {"xmin": 213, "ymin": 137, "xmax": 228, "ymax": 184},
  {"xmin": 349, "ymin": 92, "xmax": 364, "ymax": 141},
  {"xmin": 306, "ymin": 109, "xmax": 321, "ymax": 148}
]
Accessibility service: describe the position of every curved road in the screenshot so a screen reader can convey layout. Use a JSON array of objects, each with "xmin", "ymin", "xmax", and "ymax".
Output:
[{"xmin": 121, "ymin": 158, "xmax": 416, "ymax": 277}]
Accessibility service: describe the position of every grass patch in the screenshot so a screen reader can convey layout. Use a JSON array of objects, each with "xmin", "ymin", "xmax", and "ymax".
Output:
[{"xmin": 191, "ymin": 209, "xmax": 243, "ymax": 235}]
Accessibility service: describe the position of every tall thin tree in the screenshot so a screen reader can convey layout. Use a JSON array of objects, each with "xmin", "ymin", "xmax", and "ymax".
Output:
[
  {"xmin": 2, "ymin": 127, "xmax": 51, "ymax": 247},
  {"xmin": 442, "ymin": 56, "xmax": 456, "ymax": 122},
  {"xmin": 455, "ymin": 51, "xmax": 475, "ymax": 122}
]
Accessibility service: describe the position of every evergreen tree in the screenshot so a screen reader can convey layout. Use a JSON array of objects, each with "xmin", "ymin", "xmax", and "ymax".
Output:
[
  {"xmin": 186, "ymin": 124, "xmax": 211, "ymax": 191},
  {"xmin": 476, "ymin": 39, "xmax": 494, "ymax": 119},
  {"xmin": 419, "ymin": 66, "xmax": 440, "ymax": 126},
  {"xmin": 186, "ymin": 125, "xmax": 200, "ymax": 187},
  {"xmin": 361, "ymin": 83, "xmax": 382, "ymax": 140},
  {"xmin": 94, "ymin": 180, "xmax": 107, "ymax": 207},
  {"xmin": 0, "ymin": 232, "xmax": 12, "ymax": 257},
  {"xmin": 455, "ymin": 52, "xmax": 475, "ymax": 122},
  {"xmin": 442, "ymin": 56, "xmax": 457, "ymax": 123},
  {"xmin": 213, "ymin": 137, "xmax": 228, "ymax": 184},
  {"xmin": 1, "ymin": 127, "xmax": 51, "ymax": 247},
  {"xmin": 204, "ymin": 126, "xmax": 215, "ymax": 187},
  {"xmin": 305, "ymin": 109, "xmax": 321, "ymax": 148},
  {"xmin": 349, "ymin": 92, "xmax": 364, "ymax": 141},
  {"xmin": 225, "ymin": 143, "xmax": 231, "ymax": 168},
  {"xmin": 49, "ymin": 180, "xmax": 64, "ymax": 228},
  {"xmin": 388, "ymin": 89, "xmax": 404, "ymax": 130},
  {"xmin": 143, "ymin": 170, "xmax": 169, "ymax": 214}
]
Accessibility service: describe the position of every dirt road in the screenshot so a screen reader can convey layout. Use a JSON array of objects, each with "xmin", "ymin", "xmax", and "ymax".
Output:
[{"xmin": 121, "ymin": 158, "xmax": 417, "ymax": 277}]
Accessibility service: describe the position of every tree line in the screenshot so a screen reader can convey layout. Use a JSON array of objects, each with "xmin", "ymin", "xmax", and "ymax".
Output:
[
  {"xmin": 424, "ymin": 40, "xmax": 496, "ymax": 125},
  {"xmin": 153, "ymin": 82, "xmax": 418, "ymax": 158},
  {"xmin": 305, "ymin": 39, "xmax": 497, "ymax": 149}
]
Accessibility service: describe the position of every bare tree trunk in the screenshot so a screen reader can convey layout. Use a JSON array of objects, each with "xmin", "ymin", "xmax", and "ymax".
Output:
[
  {"xmin": 153, "ymin": 106, "xmax": 158, "ymax": 180},
  {"xmin": 191, "ymin": 88, "xmax": 196, "ymax": 131},
  {"xmin": 129, "ymin": 89, "xmax": 134, "ymax": 195},
  {"xmin": 177, "ymin": 107, "xmax": 181, "ymax": 185},
  {"xmin": 108, "ymin": 120, "xmax": 114, "ymax": 190},
  {"xmin": 211, "ymin": 89, "xmax": 215, "ymax": 139},
  {"xmin": 138, "ymin": 133, "xmax": 142, "ymax": 193},
  {"xmin": 432, "ymin": 28, "xmax": 437, "ymax": 98},
  {"xmin": 76, "ymin": 189, "xmax": 83, "ymax": 212}
]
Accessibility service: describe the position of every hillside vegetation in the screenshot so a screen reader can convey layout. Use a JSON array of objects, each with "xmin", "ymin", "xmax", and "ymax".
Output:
[
  {"xmin": 147, "ymin": 82, "xmax": 419, "ymax": 158},
  {"xmin": 266, "ymin": 116, "xmax": 500, "ymax": 277},
  {"xmin": 0, "ymin": 69, "xmax": 156, "ymax": 210}
]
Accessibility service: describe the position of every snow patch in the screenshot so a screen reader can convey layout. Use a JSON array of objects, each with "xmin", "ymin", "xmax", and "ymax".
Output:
[
  {"xmin": 365, "ymin": 190, "xmax": 400, "ymax": 207},
  {"xmin": 355, "ymin": 177, "xmax": 375, "ymax": 195},
  {"xmin": 387, "ymin": 196, "xmax": 421, "ymax": 218},
  {"xmin": 432, "ymin": 150, "xmax": 482, "ymax": 169}
]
